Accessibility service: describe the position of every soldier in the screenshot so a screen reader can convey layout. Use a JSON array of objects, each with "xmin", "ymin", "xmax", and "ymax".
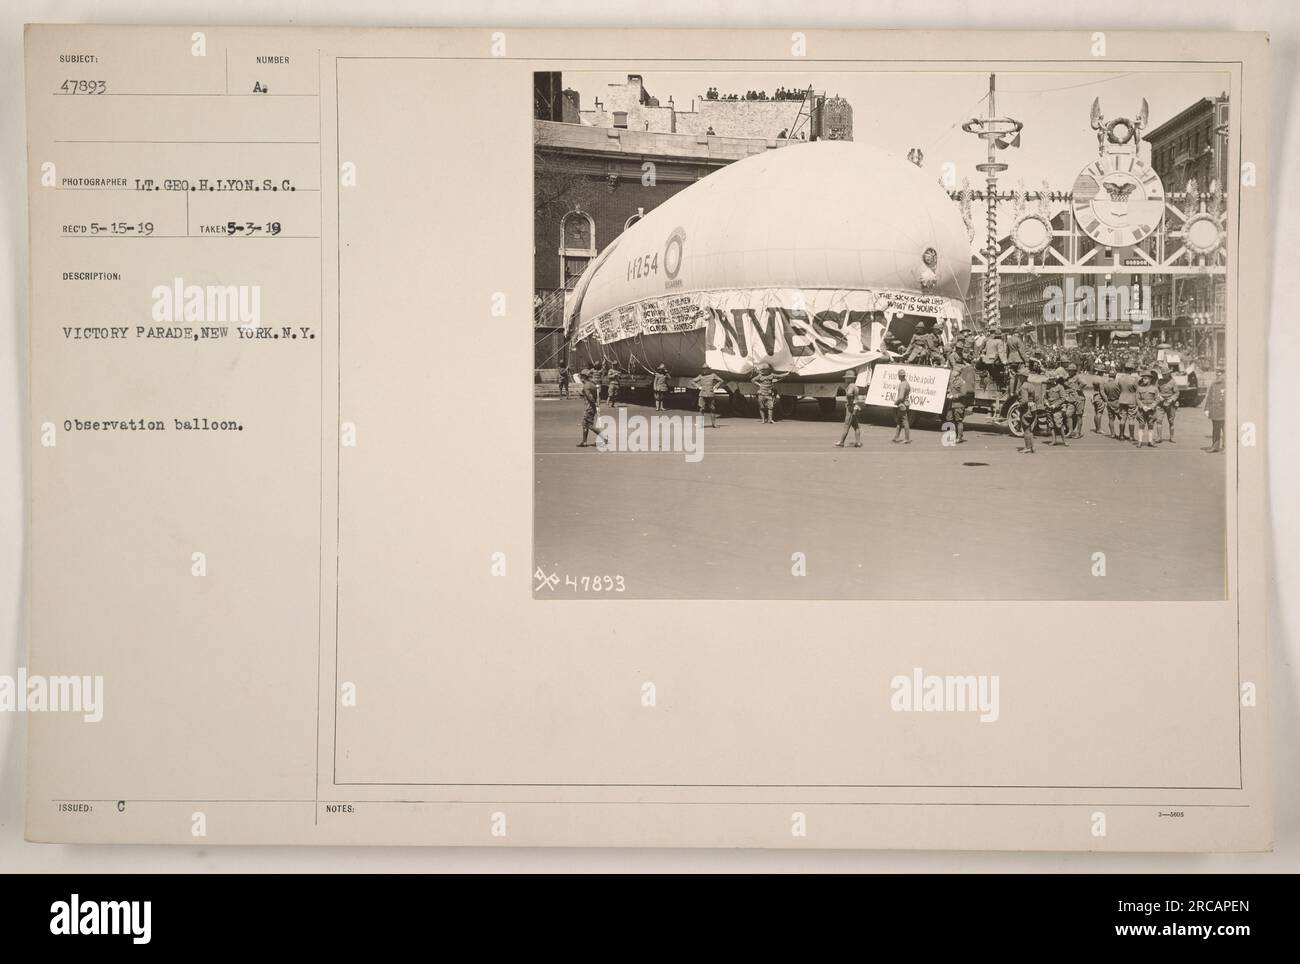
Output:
[
  {"xmin": 577, "ymin": 369, "xmax": 608, "ymax": 448},
  {"xmin": 979, "ymin": 322, "xmax": 1008, "ymax": 368},
  {"xmin": 1086, "ymin": 361, "xmax": 1109, "ymax": 435},
  {"xmin": 606, "ymin": 365, "xmax": 623, "ymax": 407},
  {"xmin": 1134, "ymin": 371, "xmax": 1161, "ymax": 449},
  {"xmin": 1203, "ymin": 363, "xmax": 1227, "ymax": 453},
  {"xmin": 691, "ymin": 367, "xmax": 726, "ymax": 429},
  {"xmin": 979, "ymin": 323, "xmax": 1010, "ymax": 420},
  {"xmin": 1156, "ymin": 365, "xmax": 1179, "ymax": 443},
  {"xmin": 1044, "ymin": 369, "xmax": 1071, "ymax": 447},
  {"xmin": 1016, "ymin": 359, "xmax": 1047, "ymax": 454},
  {"xmin": 652, "ymin": 363, "xmax": 670, "ymax": 412},
  {"xmin": 751, "ymin": 363, "xmax": 786, "ymax": 424},
  {"xmin": 1115, "ymin": 360, "xmax": 1140, "ymax": 442},
  {"xmin": 891, "ymin": 368, "xmax": 912, "ymax": 444},
  {"xmin": 1099, "ymin": 365, "xmax": 1122, "ymax": 438},
  {"xmin": 904, "ymin": 320, "xmax": 941, "ymax": 366},
  {"xmin": 944, "ymin": 354, "xmax": 968, "ymax": 445},
  {"xmin": 1005, "ymin": 322, "xmax": 1030, "ymax": 398},
  {"xmin": 557, "ymin": 365, "xmax": 571, "ymax": 399},
  {"xmin": 834, "ymin": 370, "xmax": 863, "ymax": 447},
  {"xmin": 956, "ymin": 328, "xmax": 977, "ymax": 366},
  {"xmin": 946, "ymin": 334, "xmax": 969, "ymax": 371},
  {"xmin": 1064, "ymin": 363, "xmax": 1085, "ymax": 439},
  {"xmin": 957, "ymin": 328, "xmax": 978, "ymax": 362}
]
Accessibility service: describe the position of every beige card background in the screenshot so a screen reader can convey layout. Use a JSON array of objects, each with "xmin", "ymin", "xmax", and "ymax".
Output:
[{"xmin": 4, "ymin": 10, "xmax": 1289, "ymax": 865}]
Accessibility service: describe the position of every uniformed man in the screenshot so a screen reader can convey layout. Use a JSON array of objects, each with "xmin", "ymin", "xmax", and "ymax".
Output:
[
  {"xmin": 1044, "ymin": 369, "xmax": 1071, "ymax": 447},
  {"xmin": 1134, "ymin": 371, "xmax": 1160, "ymax": 449},
  {"xmin": 957, "ymin": 328, "xmax": 978, "ymax": 363},
  {"xmin": 834, "ymin": 370, "xmax": 863, "ymax": 447},
  {"xmin": 606, "ymin": 365, "xmax": 623, "ymax": 407},
  {"xmin": 979, "ymin": 322, "xmax": 1008, "ymax": 368},
  {"xmin": 1203, "ymin": 363, "xmax": 1227, "ymax": 453},
  {"xmin": 1100, "ymin": 365, "xmax": 1123, "ymax": 438},
  {"xmin": 1156, "ymin": 365, "xmax": 1179, "ymax": 443},
  {"xmin": 904, "ymin": 320, "xmax": 942, "ymax": 366},
  {"xmin": 979, "ymin": 323, "xmax": 1010, "ymax": 419},
  {"xmin": 652, "ymin": 363, "xmax": 670, "ymax": 412},
  {"xmin": 577, "ymin": 369, "xmax": 608, "ymax": 448},
  {"xmin": 1005, "ymin": 323, "xmax": 1030, "ymax": 398},
  {"xmin": 751, "ymin": 363, "xmax": 786, "ymax": 424},
  {"xmin": 1115, "ymin": 360, "xmax": 1140, "ymax": 441},
  {"xmin": 891, "ymin": 368, "xmax": 912, "ymax": 444},
  {"xmin": 558, "ymin": 365, "xmax": 571, "ymax": 399},
  {"xmin": 1086, "ymin": 362, "xmax": 1109, "ymax": 435},
  {"xmin": 1016, "ymin": 358, "xmax": 1047, "ymax": 454},
  {"xmin": 691, "ymin": 367, "xmax": 726, "ymax": 428},
  {"xmin": 966, "ymin": 329, "xmax": 984, "ymax": 367},
  {"xmin": 944, "ymin": 352, "xmax": 968, "ymax": 445},
  {"xmin": 1064, "ymin": 363, "xmax": 1085, "ymax": 439},
  {"xmin": 946, "ymin": 336, "xmax": 969, "ymax": 371}
]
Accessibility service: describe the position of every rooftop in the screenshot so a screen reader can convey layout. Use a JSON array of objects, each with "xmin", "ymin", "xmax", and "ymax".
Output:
[
  {"xmin": 534, "ymin": 118, "xmax": 790, "ymax": 164},
  {"xmin": 1144, "ymin": 95, "xmax": 1227, "ymax": 142}
]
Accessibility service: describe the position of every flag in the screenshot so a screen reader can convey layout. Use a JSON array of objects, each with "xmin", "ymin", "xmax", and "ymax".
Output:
[{"xmin": 994, "ymin": 129, "xmax": 1021, "ymax": 150}]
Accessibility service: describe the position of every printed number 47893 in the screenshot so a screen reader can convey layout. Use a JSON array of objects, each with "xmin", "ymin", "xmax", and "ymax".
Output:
[{"xmin": 60, "ymin": 79, "xmax": 107, "ymax": 94}]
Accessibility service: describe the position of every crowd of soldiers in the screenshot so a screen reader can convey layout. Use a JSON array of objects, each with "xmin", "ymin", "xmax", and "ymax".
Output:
[
  {"xmin": 561, "ymin": 320, "xmax": 1227, "ymax": 454},
  {"xmin": 948, "ymin": 320, "xmax": 1225, "ymax": 455}
]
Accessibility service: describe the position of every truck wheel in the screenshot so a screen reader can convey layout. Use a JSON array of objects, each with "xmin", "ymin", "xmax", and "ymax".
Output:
[
  {"xmin": 1005, "ymin": 401, "xmax": 1025, "ymax": 434},
  {"xmin": 777, "ymin": 395, "xmax": 798, "ymax": 419}
]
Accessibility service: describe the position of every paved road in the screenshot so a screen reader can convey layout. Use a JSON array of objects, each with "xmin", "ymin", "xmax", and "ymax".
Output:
[{"xmin": 534, "ymin": 394, "xmax": 1226, "ymax": 600}]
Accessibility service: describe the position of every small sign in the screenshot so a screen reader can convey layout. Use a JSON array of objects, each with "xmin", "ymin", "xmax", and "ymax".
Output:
[{"xmin": 865, "ymin": 364, "xmax": 950, "ymax": 414}]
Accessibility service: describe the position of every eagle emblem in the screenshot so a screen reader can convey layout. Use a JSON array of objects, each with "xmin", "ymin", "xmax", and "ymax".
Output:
[{"xmin": 1103, "ymin": 181, "xmax": 1139, "ymax": 202}]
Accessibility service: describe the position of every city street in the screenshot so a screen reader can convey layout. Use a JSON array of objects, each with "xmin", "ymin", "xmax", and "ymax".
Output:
[{"xmin": 534, "ymin": 394, "xmax": 1227, "ymax": 600}]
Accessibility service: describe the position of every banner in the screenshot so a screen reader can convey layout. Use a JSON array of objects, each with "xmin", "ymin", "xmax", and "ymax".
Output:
[
  {"xmin": 575, "ymin": 287, "xmax": 964, "ymax": 378},
  {"xmin": 865, "ymin": 364, "xmax": 951, "ymax": 415}
]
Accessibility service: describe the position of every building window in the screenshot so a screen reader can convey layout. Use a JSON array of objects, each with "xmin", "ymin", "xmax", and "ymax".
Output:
[
  {"xmin": 559, "ymin": 210, "xmax": 596, "ymax": 289},
  {"xmin": 563, "ymin": 257, "xmax": 589, "ymax": 288}
]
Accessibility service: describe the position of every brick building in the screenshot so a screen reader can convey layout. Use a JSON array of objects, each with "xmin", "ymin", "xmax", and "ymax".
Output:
[
  {"xmin": 1147, "ymin": 95, "xmax": 1230, "ymax": 195},
  {"xmin": 1142, "ymin": 94, "xmax": 1230, "ymax": 363},
  {"xmin": 533, "ymin": 72, "xmax": 853, "ymax": 371}
]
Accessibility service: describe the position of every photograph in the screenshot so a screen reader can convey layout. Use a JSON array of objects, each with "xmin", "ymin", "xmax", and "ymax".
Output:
[
  {"xmin": 0, "ymin": 2, "xmax": 1292, "ymax": 920},
  {"xmin": 534, "ymin": 68, "xmax": 1232, "ymax": 600}
]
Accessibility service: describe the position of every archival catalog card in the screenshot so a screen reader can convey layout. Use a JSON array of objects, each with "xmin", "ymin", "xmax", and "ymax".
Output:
[{"xmin": 23, "ymin": 26, "xmax": 1272, "ymax": 850}]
